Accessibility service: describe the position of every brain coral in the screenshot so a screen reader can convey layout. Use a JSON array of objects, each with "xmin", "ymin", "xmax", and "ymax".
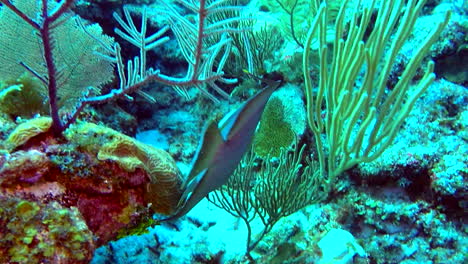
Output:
[
  {"xmin": 5, "ymin": 117, "xmax": 52, "ymax": 152},
  {"xmin": 64, "ymin": 122, "xmax": 184, "ymax": 215}
]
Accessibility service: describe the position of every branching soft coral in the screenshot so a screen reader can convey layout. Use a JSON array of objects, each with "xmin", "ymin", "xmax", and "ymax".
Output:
[{"xmin": 0, "ymin": 0, "xmax": 251, "ymax": 135}]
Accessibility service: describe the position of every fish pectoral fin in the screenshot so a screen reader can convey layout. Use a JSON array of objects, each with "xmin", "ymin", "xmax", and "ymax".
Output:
[
  {"xmin": 176, "ymin": 168, "xmax": 208, "ymax": 209},
  {"xmin": 186, "ymin": 120, "xmax": 224, "ymax": 184}
]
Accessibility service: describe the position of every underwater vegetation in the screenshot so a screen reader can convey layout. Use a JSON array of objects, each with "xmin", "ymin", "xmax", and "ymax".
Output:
[{"xmin": 0, "ymin": 0, "xmax": 466, "ymax": 264}]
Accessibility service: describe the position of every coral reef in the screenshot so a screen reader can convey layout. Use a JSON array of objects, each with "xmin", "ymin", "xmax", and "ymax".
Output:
[
  {"xmin": 0, "ymin": 0, "xmax": 466, "ymax": 264},
  {"xmin": 89, "ymin": 2, "xmax": 467, "ymax": 262},
  {"xmin": 64, "ymin": 121, "xmax": 184, "ymax": 215},
  {"xmin": 0, "ymin": 117, "xmax": 183, "ymax": 262},
  {"xmin": 4, "ymin": 116, "xmax": 53, "ymax": 151},
  {"xmin": 0, "ymin": 197, "xmax": 95, "ymax": 264}
]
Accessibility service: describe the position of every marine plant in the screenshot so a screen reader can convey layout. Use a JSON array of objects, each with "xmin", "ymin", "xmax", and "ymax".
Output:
[
  {"xmin": 0, "ymin": 0, "xmax": 456, "ymax": 261},
  {"xmin": 303, "ymin": 0, "xmax": 450, "ymax": 193},
  {"xmin": 266, "ymin": 0, "xmax": 309, "ymax": 47},
  {"xmin": 0, "ymin": 0, "xmax": 251, "ymax": 134},
  {"xmin": 0, "ymin": 0, "xmax": 115, "ymax": 133},
  {"xmin": 209, "ymin": 144, "xmax": 322, "ymax": 259},
  {"xmin": 207, "ymin": 0, "xmax": 451, "ymax": 259},
  {"xmin": 0, "ymin": 1, "xmax": 273, "ymax": 261},
  {"xmin": 227, "ymin": 21, "xmax": 282, "ymax": 78}
]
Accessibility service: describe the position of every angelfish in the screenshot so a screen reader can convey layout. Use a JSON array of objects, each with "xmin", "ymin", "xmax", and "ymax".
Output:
[{"xmin": 165, "ymin": 80, "xmax": 281, "ymax": 220}]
